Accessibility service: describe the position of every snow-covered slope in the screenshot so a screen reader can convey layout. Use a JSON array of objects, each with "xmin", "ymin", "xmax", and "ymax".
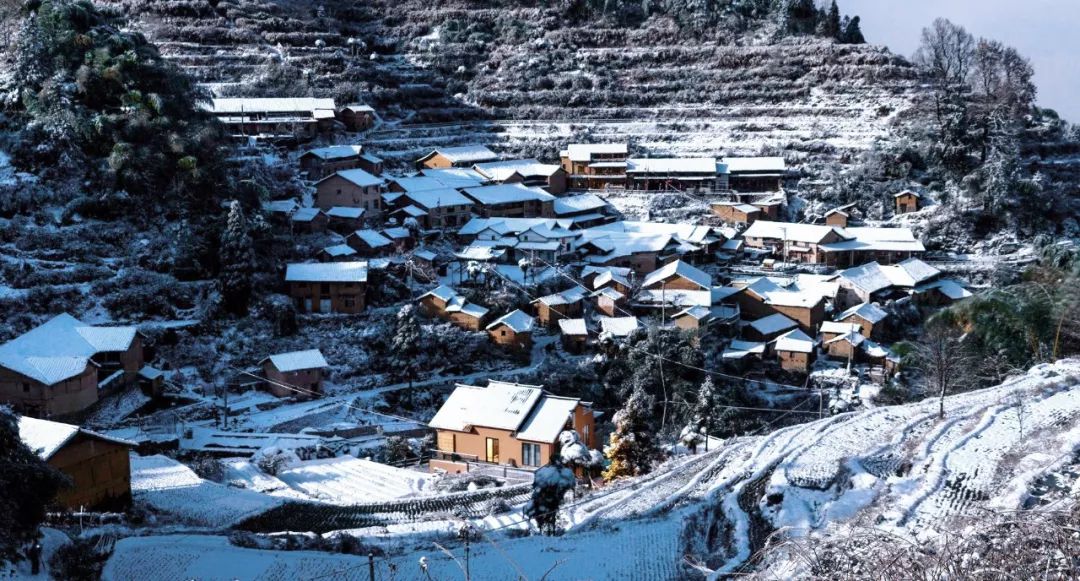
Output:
[{"xmin": 106, "ymin": 360, "xmax": 1080, "ymax": 579}]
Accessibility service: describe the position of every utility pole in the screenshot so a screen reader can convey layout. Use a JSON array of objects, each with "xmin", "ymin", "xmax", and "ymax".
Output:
[{"xmin": 368, "ymin": 552, "xmax": 375, "ymax": 581}]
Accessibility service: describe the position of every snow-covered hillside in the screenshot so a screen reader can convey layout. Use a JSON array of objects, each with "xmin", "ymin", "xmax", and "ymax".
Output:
[{"xmin": 103, "ymin": 359, "xmax": 1080, "ymax": 579}]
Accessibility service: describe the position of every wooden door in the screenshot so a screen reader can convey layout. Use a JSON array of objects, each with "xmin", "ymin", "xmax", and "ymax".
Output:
[{"xmin": 485, "ymin": 437, "xmax": 499, "ymax": 463}]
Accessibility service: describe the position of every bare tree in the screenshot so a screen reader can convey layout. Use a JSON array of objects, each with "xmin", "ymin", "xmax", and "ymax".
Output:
[{"xmin": 910, "ymin": 319, "xmax": 976, "ymax": 418}]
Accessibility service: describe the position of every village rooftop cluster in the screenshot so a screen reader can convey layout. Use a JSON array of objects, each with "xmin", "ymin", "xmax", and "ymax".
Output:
[{"xmin": 2, "ymin": 97, "xmax": 968, "ymax": 512}]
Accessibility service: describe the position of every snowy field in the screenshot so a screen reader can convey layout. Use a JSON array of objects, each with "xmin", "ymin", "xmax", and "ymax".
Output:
[
  {"xmin": 275, "ymin": 456, "xmax": 435, "ymax": 503},
  {"xmin": 131, "ymin": 455, "xmax": 284, "ymax": 528}
]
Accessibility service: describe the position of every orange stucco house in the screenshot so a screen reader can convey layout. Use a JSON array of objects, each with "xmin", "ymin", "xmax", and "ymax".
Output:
[{"xmin": 428, "ymin": 381, "xmax": 597, "ymax": 473}]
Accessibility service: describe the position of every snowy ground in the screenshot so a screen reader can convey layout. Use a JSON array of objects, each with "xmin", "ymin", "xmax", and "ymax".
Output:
[
  {"xmin": 131, "ymin": 455, "xmax": 284, "ymax": 528},
  {"xmin": 274, "ymin": 456, "xmax": 435, "ymax": 503},
  {"xmin": 108, "ymin": 361, "xmax": 1080, "ymax": 578}
]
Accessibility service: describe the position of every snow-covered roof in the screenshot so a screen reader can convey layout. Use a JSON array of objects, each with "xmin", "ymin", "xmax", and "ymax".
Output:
[
  {"xmin": 565, "ymin": 143, "xmax": 628, "ymax": 162},
  {"xmin": 486, "ymin": 309, "xmax": 535, "ymax": 333},
  {"xmin": 749, "ymin": 313, "xmax": 798, "ymax": 335},
  {"xmin": 459, "ymin": 217, "xmax": 571, "ymax": 237},
  {"xmin": 742, "ymin": 221, "xmax": 845, "ymax": 244},
  {"xmin": 838, "ymin": 302, "xmax": 889, "ymax": 324},
  {"xmin": 534, "ymin": 286, "xmax": 589, "ymax": 307},
  {"xmin": 262, "ymin": 349, "xmax": 328, "ymax": 372},
  {"xmin": 826, "ymin": 329, "xmax": 865, "ymax": 346},
  {"xmin": 383, "ymin": 227, "xmax": 411, "ymax": 240},
  {"xmin": 263, "ymin": 199, "xmax": 299, "ymax": 214},
  {"xmin": 553, "ymin": 194, "xmax": 609, "ymax": 216},
  {"xmin": 762, "ymin": 290, "xmax": 825, "ymax": 308},
  {"xmin": 420, "ymin": 145, "xmax": 498, "ymax": 164},
  {"xmin": 420, "ymin": 167, "xmax": 488, "ymax": 182},
  {"xmin": 822, "ymin": 227, "xmax": 925, "ymax": 253},
  {"xmin": 673, "ymin": 306, "xmax": 712, "ymax": 321},
  {"xmin": 516, "ymin": 395, "xmax": 580, "ymax": 443},
  {"xmin": 342, "ymin": 103, "xmax": 375, "ymax": 112},
  {"xmin": 462, "ymin": 183, "xmax": 556, "ymax": 206},
  {"xmin": 626, "ymin": 157, "xmax": 717, "ymax": 174},
  {"xmin": 413, "ymin": 249, "xmax": 438, "ymax": 262},
  {"xmin": 593, "ymin": 269, "xmax": 631, "ymax": 290},
  {"xmin": 19, "ymin": 416, "xmax": 134, "ymax": 460},
  {"xmin": 721, "ymin": 156, "xmax": 787, "ymax": 174},
  {"xmin": 883, "ymin": 258, "xmax": 940, "ymax": 287},
  {"xmin": 322, "ymin": 168, "xmax": 383, "ymax": 188},
  {"xmin": 558, "ymin": 318, "xmax": 588, "ymax": 336},
  {"xmin": 600, "ymin": 316, "xmax": 640, "ymax": 337},
  {"xmin": 429, "ymin": 381, "xmax": 545, "ymax": 432},
  {"xmin": 400, "ymin": 188, "xmax": 474, "ymax": 210},
  {"xmin": 723, "ymin": 340, "xmax": 766, "ymax": 359},
  {"xmin": 420, "ymin": 285, "xmax": 458, "ymax": 302},
  {"xmin": 593, "ymin": 287, "xmax": 626, "ymax": 301},
  {"xmin": 285, "ymin": 262, "xmax": 368, "ymax": 283},
  {"xmin": 840, "ymin": 262, "xmax": 895, "ymax": 294},
  {"xmin": 894, "ymin": 190, "xmax": 921, "ymax": 198},
  {"xmin": 349, "ymin": 229, "xmax": 392, "ymax": 248},
  {"xmin": 326, "ymin": 206, "xmax": 364, "ymax": 219},
  {"xmin": 915, "ymin": 279, "xmax": 973, "ymax": 300},
  {"xmin": 820, "ymin": 321, "xmax": 861, "ymax": 335},
  {"xmin": 588, "ymin": 220, "xmax": 716, "ymax": 244},
  {"xmin": 291, "ymin": 207, "xmax": 324, "ymax": 222},
  {"xmin": 207, "ymin": 97, "xmax": 336, "ymax": 115},
  {"xmin": 455, "ymin": 244, "xmax": 506, "ymax": 261},
  {"xmin": 713, "ymin": 201, "xmax": 761, "ymax": 214},
  {"xmin": 393, "ymin": 205, "xmax": 428, "ymax": 218},
  {"xmin": 774, "ymin": 329, "xmax": 816, "ymax": 353},
  {"xmin": 635, "ymin": 289, "xmax": 713, "ymax": 308},
  {"xmin": 641, "ymin": 260, "xmax": 711, "ymax": 290},
  {"xmin": 320, "ymin": 244, "xmax": 357, "ymax": 257},
  {"xmin": 0, "ymin": 314, "xmax": 137, "ymax": 386},
  {"xmin": 302, "ymin": 145, "xmax": 363, "ymax": 161},
  {"xmin": 473, "ymin": 159, "xmax": 562, "ymax": 181}
]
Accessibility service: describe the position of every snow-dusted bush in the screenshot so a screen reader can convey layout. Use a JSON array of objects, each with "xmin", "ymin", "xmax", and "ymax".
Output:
[{"xmin": 252, "ymin": 446, "xmax": 300, "ymax": 476}]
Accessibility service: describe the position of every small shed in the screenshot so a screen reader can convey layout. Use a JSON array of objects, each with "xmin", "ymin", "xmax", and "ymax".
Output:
[
  {"xmin": 290, "ymin": 207, "xmax": 328, "ymax": 233},
  {"xmin": 894, "ymin": 190, "xmax": 921, "ymax": 214},
  {"xmin": 486, "ymin": 310, "xmax": 535, "ymax": 351},
  {"xmin": 260, "ymin": 349, "xmax": 329, "ymax": 399},
  {"xmin": 558, "ymin": 318, "xmax": 589, "ymax": 354},
  {"xmin": 672, "ymin": 306, "xmax": 714, "ymax": 331},
  {"xmin": 745, "ymin": 313, "xmax": 799, "ymax": 342},
  {"xmin": 774, "ymin": 329, "xmax": 816, "ymax": 373}
]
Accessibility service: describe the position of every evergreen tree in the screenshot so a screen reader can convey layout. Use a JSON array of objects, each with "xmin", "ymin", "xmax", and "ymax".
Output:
[
  {"xmin": 525, "ymin": 457, "xmax": 576, "ymax": 535},
  {"xmin": 0, "ymin": 408, "xmax": 70, "ymax": 564},
  {"xmin": 603, "ymin": 388, "xmax": 659, "ymax": 481},
  {"xmin": 682, "ymin": 376, "xmax": 719, "ymax": 452},
  {"xmin": 840, "ymin": 14, "xmax": 865, "ymax": 44},
  {"xmin": 390, "ymin": 305, "xmax": 422, "ymax": 386},
  {"xmin": 785, "ymin": 0, "xmax": 819, "ymax": 35},
  {"xmin": 820, "ymin": 0, "xmax": 841, "ymax": 40},
  {"xmin": 219, "ymin": 201, "xmax": 254, "ymax": 315}
]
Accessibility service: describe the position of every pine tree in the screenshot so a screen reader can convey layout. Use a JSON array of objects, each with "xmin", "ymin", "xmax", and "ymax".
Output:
[
  {"xmin": 603, "ymin": 388, "xmax": 658, "ymax": 481},
  {"xmin": 820, "ymin": 0, "xmax": 841, "ymax": 40},
  {"xmin": 682, "ymin": 376, "xmax": 718, "ymax": 452},
  {"xmin": 840, "ymin": 15, "xmax": 865, "ymax": 44},
  {"xmin": 390, "ymin": 305, "xmax": 422, "ymax": 386},
  {"xmin": 219, "ymin": 201, "xmax": 254, "ymax": 315}
]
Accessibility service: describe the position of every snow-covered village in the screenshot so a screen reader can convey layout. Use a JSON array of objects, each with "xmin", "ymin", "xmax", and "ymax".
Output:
[{"xmin": 1, "ymin": 0, "xmax": 1079, "ymax": 579}]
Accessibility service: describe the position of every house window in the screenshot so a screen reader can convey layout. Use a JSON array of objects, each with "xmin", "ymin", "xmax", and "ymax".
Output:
[
  {"xmin": 485, "ymin": 437, "xmax": 499, "ymax": 463},
  {"xmin": 522, "ymin": 443, "xmax": 541, "ymax": 467},
  {"xmin": 23, "ymin": 382, "xmax": 30, "ymax": 393},
  {"xmin": 501, "ymin": 330, "xmax": 507, "ymax": 337},
  {"xmin": 344, "ymin": 298, "xmax": 356, "ymax": 308}
]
